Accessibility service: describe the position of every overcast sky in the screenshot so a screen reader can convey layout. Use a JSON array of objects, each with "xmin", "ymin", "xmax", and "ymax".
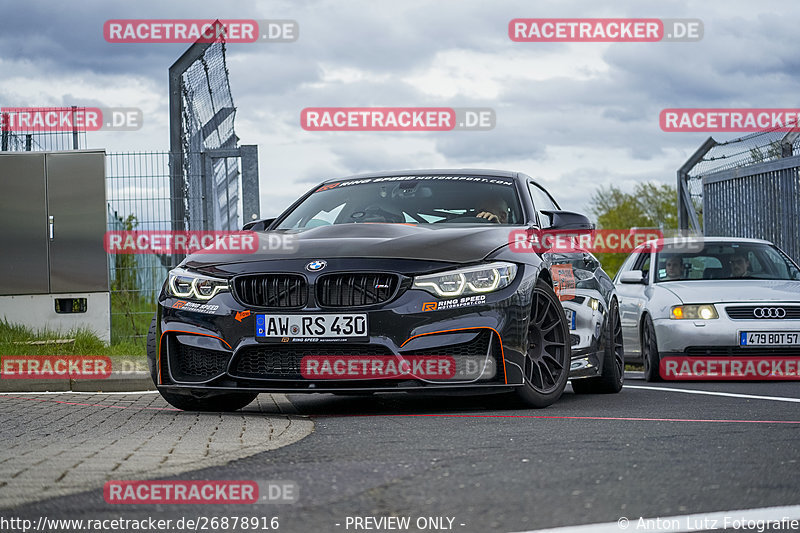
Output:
[{"xmin": 2, "ymin": 0, "xmax": 798, "ymax": 221}]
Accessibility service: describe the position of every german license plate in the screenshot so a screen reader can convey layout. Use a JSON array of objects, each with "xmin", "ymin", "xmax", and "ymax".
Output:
[
  {"xmin": 739, "ymin": 331, "xmax": 800, "ymax": 346},
  {"xmin": 565, "ymin": 309, "xmax": 577, "ymax": 331},
  {"xmin": 256, "ymin": 314, "xmax": 368, "ymax": 339}
]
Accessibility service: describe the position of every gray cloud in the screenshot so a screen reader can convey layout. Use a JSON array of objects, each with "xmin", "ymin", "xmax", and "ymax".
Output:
[{"xmin": 3, "ymin": 0, "xmax": 798, "ymax": 224}]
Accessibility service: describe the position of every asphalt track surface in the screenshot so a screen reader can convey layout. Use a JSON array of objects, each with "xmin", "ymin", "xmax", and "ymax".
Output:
[{"xmin": 4, "ymin": 374, "xmax": 800, "ymax": 533}]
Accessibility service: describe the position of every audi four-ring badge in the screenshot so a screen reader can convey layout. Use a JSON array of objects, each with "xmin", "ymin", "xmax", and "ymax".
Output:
[
  {"xmin": 147, "ymin": 169, "xmax": 624, "ymax": 411},
  {"xmin": 614, "ymin": 237, "xmax": 800, "ymax": 381}
]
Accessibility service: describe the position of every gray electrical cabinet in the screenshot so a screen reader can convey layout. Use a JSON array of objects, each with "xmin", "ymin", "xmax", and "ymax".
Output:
[{"xmin": 0, "ymin": 150, "xmax": 110, "ymax": 342}]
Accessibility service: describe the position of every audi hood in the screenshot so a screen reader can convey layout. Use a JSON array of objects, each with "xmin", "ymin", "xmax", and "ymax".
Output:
[{"xmin": 660, "ymin": 280, "xmax": 800, "ymax": 303}]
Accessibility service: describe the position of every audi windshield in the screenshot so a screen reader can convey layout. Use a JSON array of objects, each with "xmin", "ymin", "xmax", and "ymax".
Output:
[{"xmin": 654, "ymin": 241, "xmax": 800, "ymax": 282}]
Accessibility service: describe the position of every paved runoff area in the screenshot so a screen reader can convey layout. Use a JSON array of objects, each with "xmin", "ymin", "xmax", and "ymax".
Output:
[{"xmin": 0, "ymin": 392, "xmax": 312, "ymax": 509}]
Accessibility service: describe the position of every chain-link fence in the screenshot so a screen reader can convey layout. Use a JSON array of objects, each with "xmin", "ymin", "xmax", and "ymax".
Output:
[
  {"xmin": 1, "ymin": 107, "xmax": 88, "ymax": 151},
  {"xmin": 678, "ymin": 122, "xmax": 800, "ymax": 263},
  {"xmin": 171, "ymin": 39, "xmax": 252, "ymax": 234},
  {"xmin": 106, "ymin": 150, "xmax": 208, "ymax": 348}
]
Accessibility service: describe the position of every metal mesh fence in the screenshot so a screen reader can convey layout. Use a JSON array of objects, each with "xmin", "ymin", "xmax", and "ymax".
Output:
[
  {"xmin": 703, "ymin": 165, "xmax": 800, "ymax": 263},
  {"xmin": 106, "ymin": 152, "xmax": 174, "ymax": 347},
  {"xmin": 107, "ymin": 36, "xmax": 245, "ymax": 349},
  {"xmin": 1, "ymin": 107, "xmax": 88, "ymax": 151},
  {"xmin": 679, "ymin": 117, "xmax": 800, "ymax": 264},
  {"xmin": 178, "ymin": 40, "xmax": 241, "ymax": 231},
  {"xmin": 683, "ymin": 117, "xmax": 800, "ymax": 211}
]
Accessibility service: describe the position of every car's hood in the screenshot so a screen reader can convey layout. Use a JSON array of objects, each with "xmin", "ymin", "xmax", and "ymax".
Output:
[
  {"xmin": 184, "ymin": 224, "xmax": 519, "ymax": 267},
  {"xmin": 660, "ymin": 280, "xmax": 800, "ymax": 303}
]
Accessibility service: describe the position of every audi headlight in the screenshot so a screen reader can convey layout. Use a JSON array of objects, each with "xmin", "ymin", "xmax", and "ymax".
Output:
[
  {"xmin": 167, "ymin": 268, "xmax": 229, "ymax": 301},
  {"xmin": 671, "ymin": 304, "xmax": 718, "ymax": 320},
  {"xmin": 412, "ymin": 262, "xmax": 518, "ymax": 297}
]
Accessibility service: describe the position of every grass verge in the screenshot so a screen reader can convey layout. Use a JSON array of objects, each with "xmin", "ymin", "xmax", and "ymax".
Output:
[{"xmin": 0, "ymin": 319, "xmax": 147, "ymax": 358}]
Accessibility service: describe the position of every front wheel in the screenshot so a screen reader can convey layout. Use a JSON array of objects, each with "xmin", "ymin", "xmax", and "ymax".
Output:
[
  {"xmin": 513, "ymin": 278, "xmax": 571, "ymax": 408},
  {"xmin": 572, "ymin": 298, "xmax": 624, "ymax": 394},
  {"xmin": 641, "ymin": 315, "xmax": 663, "ymax": 382}
]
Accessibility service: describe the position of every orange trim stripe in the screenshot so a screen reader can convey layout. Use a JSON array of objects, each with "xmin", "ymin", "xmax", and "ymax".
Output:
[
  {"xmin": 157, "ymin": 330, "xmax": 232, "ymax": 385},
  {"xmin": 400, "ymin": 327, "xmax": 507, "ymax": 384}
]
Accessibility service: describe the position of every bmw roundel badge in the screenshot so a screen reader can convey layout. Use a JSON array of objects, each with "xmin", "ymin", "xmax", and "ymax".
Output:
[{"xmin": 306, "ymin": 260, "xmax": 327, "ymax": 271}]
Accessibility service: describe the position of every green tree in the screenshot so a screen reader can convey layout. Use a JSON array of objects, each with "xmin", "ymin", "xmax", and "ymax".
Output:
[{"xmin": 588, "ymin": 182, "xmax": 679, "ymax": 276}]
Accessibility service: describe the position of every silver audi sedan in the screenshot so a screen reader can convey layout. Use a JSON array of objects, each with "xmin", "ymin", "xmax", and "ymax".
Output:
[{"xmin": 614, "ymin": 237, "xmax": 800, "ymax": 380}]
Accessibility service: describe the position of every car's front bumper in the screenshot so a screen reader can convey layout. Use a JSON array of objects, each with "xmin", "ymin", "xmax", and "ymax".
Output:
[
  {"xmin": 154, "ymin": 265, "xmax": 542, "ymax": 394},
  {"xmin": 653, "ymin": 305, "xmax": 800, "ymax": 356}
]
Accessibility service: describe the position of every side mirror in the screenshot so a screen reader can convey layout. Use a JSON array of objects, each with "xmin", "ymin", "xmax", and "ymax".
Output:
[
  {"xmin": 242, "ymin": 218, "xmax": 275, "ymax": 231},
  {"xmin": 540, "ymin": 210, "xmax": 594, "ymax": 232},
  {"xmin": 619, "ymin": 270, "xmax": 646, "ymax": 284}
]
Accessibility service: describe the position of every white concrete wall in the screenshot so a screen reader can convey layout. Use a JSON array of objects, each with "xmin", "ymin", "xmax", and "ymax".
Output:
[{"xmin": 0, "ymin": 292, "xmax": 111, "ymax": 343}]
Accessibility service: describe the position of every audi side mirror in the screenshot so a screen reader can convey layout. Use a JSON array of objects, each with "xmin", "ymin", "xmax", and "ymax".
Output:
[{"xmin": 619, "ymin": 270, "xmax": 646, "ymax": 284}]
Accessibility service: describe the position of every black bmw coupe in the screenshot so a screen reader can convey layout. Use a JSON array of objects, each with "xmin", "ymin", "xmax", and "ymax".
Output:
[{"xmin": 147, "ymin": 169, "xmax": 623, "ymax": 410}]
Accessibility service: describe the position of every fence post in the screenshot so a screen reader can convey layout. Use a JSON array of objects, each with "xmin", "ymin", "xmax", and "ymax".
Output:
[
  {"xmin": 677, "ymin": 136, "xmax": 716, "ymax": 232},
  {"xmin": 240, "ymin": 145, "xmax": 260, "ymax": 224},
  {"xmin": 781, "ymin": 132, "xmax": 799, "ymax": 158}
]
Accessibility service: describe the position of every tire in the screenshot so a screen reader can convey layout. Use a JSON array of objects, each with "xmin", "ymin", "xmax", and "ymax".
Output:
[
  {"xmin": 158, "ymin": 389, "xmax": 258, "ymax": 412},
  {"xmin": 146, "ymin": 314, "xmax": 159, "ymax": 384},
  {"xmin": 572, "ymin": 298, "xmax": 624, "ymax": 394},
  {"xmin": 513, "ymin": 277, "xmax": 571, "ymax": 408},
  {"xmin": 641, "ymin": 315, "xmax": 663, "ymax": 382},
  {"xmin": 146, "ymin": 315, "xmax": 258, "ymax": 411}
]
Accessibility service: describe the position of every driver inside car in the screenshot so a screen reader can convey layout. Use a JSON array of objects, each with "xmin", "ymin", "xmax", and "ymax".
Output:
[
  {"xmin": 476, "ymin": 197, "xmax": 509, "ymax": 223},
  {"xmin": 729, "ymin": 253, "xmax": 752, "ymax": 278}
]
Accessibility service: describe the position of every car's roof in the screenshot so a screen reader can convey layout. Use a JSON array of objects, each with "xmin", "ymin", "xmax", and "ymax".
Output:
[
  {"xmin": 660, "ymin": 236, "xmax": 773, "ymax": 245},
  {"xmin": 320, "ymin": 168, "xmax": 525, "ymax": 184},
  {"xmin": 638, "ymin": 236, "xmax": 775, "ymax": 250}
]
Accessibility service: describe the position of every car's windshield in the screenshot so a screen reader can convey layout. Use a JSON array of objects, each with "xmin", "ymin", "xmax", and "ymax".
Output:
[
  {"xmin": 275, "ymin": 175, "xmax": 524, "ymax": 228},
  {"xmin": 655, "ymin": 242, "xmax": 800, "ymax": 282}
]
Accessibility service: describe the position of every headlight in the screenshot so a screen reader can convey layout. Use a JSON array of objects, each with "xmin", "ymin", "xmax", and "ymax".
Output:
[
  {"xmin": 167, "ymin": 268, "xmax": 229, "ymax": 301},
  {"xmin": 671, "ymin": 304, "xmax": 718, "ymax": 320},
  {"xmin": 412, "ymin": 262, "xmax": 517, "ymax": 297}
]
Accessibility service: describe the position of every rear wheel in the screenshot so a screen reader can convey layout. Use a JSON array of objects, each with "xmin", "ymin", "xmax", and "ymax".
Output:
[
  {"xmin": 572, "ymin": 298, "xmax": 624, "ymax": 394},
  {"xmin": 513, "ymin": 278, "xmax": 571, "ymax": 408},
  {"xmin": 641, "ymin": 315, "xmax": 663, "ymax": 382}
]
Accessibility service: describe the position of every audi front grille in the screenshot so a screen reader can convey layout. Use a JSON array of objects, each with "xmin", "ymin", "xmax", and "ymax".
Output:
[{"xmin": 725, "ymin": 306, "xmax": 800, "ymax": 320}]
